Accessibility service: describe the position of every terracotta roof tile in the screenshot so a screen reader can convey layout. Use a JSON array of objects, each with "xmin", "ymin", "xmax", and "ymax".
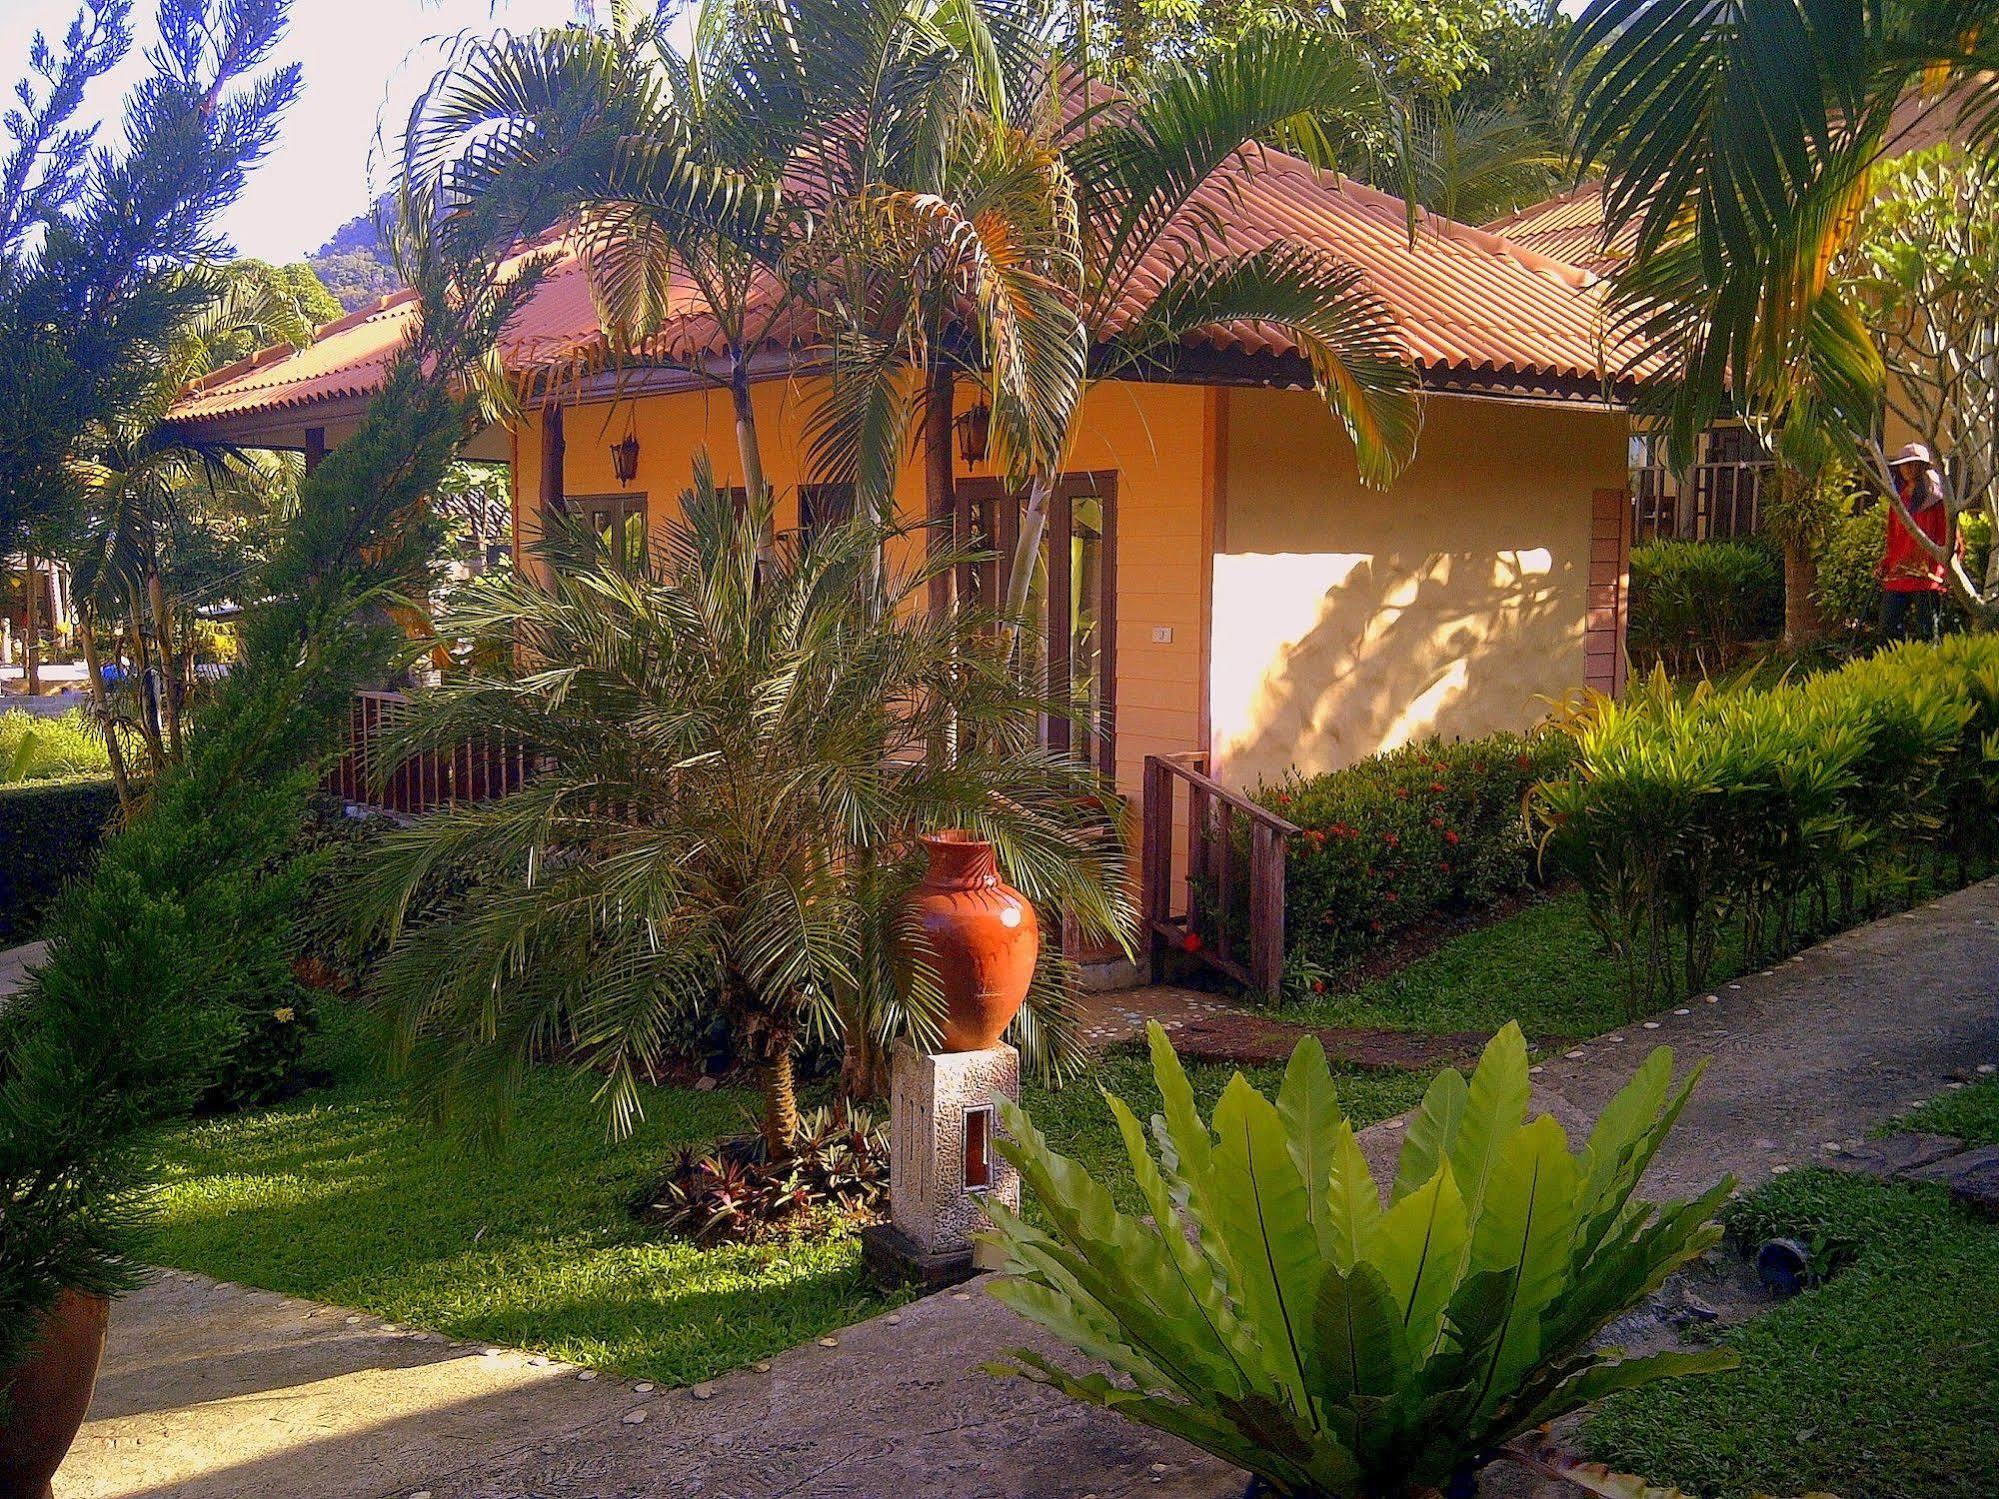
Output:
[{"xmin": 174, "ymin": 144, "xmax": 1633, "ymax": 428}]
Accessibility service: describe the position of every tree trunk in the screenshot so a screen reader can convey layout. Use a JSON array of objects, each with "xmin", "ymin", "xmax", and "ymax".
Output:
[
  {"xmin": 124, "ymin": 579, "xmax": 168, "ymax": 773},
  {"xmin": 1780, "ymin": 526, "xmax": 1820, "ymax": 650},
  {"xmin": 147, "ymin": 571, "xmax": 183, "ymax": 762},
  {"xmin": 763, "ymin": 1045, "xmax": 800, "ymax": 1158},
  {"xmin": 78, "ymin": 619, "xmax": 134, "ymax": 813},
  {"xmin": 924, "ymin": 365, "xmax": 956, "ymax": 617},
  {"xmin": 729, "ymin": 365, "xmax": 769, "ymax": 508},
  {"xmin": 838, "ymin": 1016, "xmax": 887, "ymax": 1105},
  {"xmin": 21, "ymin": 559, "xmax": 40, "ymax": 697},
  {"xmin": 1002, "ymin": 474, "xmax": 1052, "ymax": 654}
]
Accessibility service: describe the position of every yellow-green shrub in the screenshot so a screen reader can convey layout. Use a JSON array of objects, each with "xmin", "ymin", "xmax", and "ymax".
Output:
[{"xmin": 1532, "ymin": 638, "xmax": 1999, "ymax": 1011}]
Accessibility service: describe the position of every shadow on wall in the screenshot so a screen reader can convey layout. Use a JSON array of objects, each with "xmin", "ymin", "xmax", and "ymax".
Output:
[{"xmin": 1212, "ymin": 545, "xmax": 1578, "ymax": 788}]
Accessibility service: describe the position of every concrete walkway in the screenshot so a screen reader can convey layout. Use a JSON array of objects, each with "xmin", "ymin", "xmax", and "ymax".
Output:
[{"xmin": 36, "ymin": 880, "xmax": 1999, "ymax": 1499}]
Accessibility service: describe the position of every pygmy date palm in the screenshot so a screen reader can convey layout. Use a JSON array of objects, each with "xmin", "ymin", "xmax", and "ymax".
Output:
[{"xmin": 344, "ymin": 464, "xmax": 1134, "ymax": 1155}]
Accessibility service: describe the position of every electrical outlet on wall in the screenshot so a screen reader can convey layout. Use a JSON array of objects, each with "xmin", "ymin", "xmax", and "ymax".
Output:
[{"xmin": 1151, "ymin": 625, "xmax": 1174, "ymax": 644}]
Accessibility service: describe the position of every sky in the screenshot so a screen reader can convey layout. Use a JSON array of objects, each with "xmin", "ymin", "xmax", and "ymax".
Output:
[
  {"xmin": 0, "ymin": 0, "xmax": 597, "ymax": 262},
  {"xmin": 0, "ymin": 0, "xmax": 1592, "ymax": 265}
]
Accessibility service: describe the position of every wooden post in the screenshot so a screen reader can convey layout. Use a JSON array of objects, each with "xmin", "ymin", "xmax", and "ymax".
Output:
[
  {"xmin": 1251, "ymin": 821, "xmax": 1286, "ymax": 1000},
  {"xmin": 1142, "ymin": 756, "xmax": 1170, "ymax": 983},
  {"xmin": 304, "ymin": 426, "xmax": 327, "ymax": 475},
  {"xmin": 541, "ymin": 404, "xmax": 567, "ymax": 518}
]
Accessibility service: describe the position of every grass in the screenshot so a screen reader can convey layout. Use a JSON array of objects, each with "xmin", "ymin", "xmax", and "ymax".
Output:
[
  {"xmin": 143, "ymin": 1001, "xmax": 1426, "ymax": 1384},
  {"xmin": 0, "ymin": 708, "xmax": 112, "ymax": 782},
  {"xmin": 1894, "ymin": 1076, "xmax": 1999, "ymax": 1147},
  {"xmin": 1587, "ymin": 1169, "xmax": 1999, "ymax": 1499},
  {"xmin": 1275, "ymin": 863, "xmax": 1981, "ymax": 1044}
]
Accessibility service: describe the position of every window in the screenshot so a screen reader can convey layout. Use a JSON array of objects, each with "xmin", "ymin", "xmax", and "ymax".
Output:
[{"xmin": 797, "ymin": 482, "xmax": 856, "ymax": 539}]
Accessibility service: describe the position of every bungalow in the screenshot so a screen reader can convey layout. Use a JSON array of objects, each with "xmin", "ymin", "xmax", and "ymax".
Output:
[{"xmin": 169, "ymin": 147, "xmax": 1640, "ymax": 991}]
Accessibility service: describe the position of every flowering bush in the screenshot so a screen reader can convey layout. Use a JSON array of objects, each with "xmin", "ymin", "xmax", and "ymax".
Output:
[{"xmin": 1256, "ymin": 732, "xmax": 1573, "ymax": 987}]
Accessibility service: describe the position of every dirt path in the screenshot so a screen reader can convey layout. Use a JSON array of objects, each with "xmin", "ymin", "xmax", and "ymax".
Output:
[{"xmin": 36, "ymin": 879, "xmax": 1999, "ymax": 1499}]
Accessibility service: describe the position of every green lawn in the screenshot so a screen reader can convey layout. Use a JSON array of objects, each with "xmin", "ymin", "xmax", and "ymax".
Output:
[
  {"xmin": 142, "ymin": 1002, "xmax": 1426, "ymax": 1384},
  {"xmin": 1274, "ymin": 890, "xmax": 1656, "ymax": 1040},
  {"xmin": 1895, "ymin": 1075, "xmax": 1999, "ymax": 1145},
  {"xmin": 1586, "ymin": 1167, "xmax": 1999, "ymax": 1498}
]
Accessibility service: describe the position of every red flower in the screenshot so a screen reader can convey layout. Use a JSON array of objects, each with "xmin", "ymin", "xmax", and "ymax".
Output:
[
  {"xmin": 1430, "ymin": 781, "xmax": 1446, "ymax": 794},
  {"xmin": 1515, "ymin": 753, "xmax": 1533, "ymax": 770},
  {"xmin": 1395, "ymin": 787, "xmax": 1410, "ymax": 800},
  {"xmin": 1430, "ymin": 817, "xmax": 1445, "ymax": 829},
  {"xmin": 1439, "ymin": 861, "xmax": 1452, "ymax": 873},
  {"xmin": 1369, "ymin": 919, "xmax": 1383, "ymax": 933},
  {"xmin": 1444, "ymin": 829, "xmax": 1460, "ymax": 845},
  {"xmin": 1180, "ymin": 931, "xmax": 1203, "ymax": 954},
  {"xmin": 1382, "ymin": 833, "xmax": 1400, "ymax": 848},
  {"xmin": 1311, "ymin": 979, "xmax": 1326, "ymax": 993},
  {"xmin": 1384, "ymin": 890, "xmax": 1399, "ymax": 903}
]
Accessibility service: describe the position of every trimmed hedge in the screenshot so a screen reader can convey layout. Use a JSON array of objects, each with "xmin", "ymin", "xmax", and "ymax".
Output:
[
  {"xmin": 1255, "ymin": 733, "xmax": 1575, "ymax": 989},
  {"xmin": 0, "ymin": 776, "xmax": 120, "ymax": 942},
  {"xmin": 1532, "ymin": 635, "xmax": 1999, "ymax": 1013},
  {"xmin": 1627, "ymin": 538, "xmax": 1784, "ymax": 676}
]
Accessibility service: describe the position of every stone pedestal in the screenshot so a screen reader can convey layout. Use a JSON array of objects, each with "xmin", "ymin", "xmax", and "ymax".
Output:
[{"xmin": 862, "ymin": 1042, "xmax": 1020, "ymax": 1289}]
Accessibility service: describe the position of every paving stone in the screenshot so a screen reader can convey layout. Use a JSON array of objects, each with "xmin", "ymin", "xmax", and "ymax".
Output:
[
  {"xmin": 1826, "ymin": 1132, "xmax": 1966, "ymax": 1180},
  {"xmin": 1900, "ymin": 1143, "xmax": 1999, "ymax": 1216}
]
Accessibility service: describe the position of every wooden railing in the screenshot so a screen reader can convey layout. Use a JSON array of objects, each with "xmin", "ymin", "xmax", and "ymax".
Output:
[
  {"xmin": 1141, "ymin": 751, "xmax": 1298, "ymax": 1000},
  {"xmin": 325, "ymin": 690, "xmax": 534, "ymax": 816},
  {"xmin": 1633, "ymin": 458, "xmax": 1774, "ymax": 541}
]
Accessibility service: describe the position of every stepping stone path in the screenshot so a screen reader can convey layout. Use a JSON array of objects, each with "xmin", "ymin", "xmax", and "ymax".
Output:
[{"xmin": 1830, "ymin": 1131, "xmax": 1999, "ymax": 1217}]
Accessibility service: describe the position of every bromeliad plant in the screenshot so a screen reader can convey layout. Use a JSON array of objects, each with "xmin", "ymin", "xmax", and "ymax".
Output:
[{"xmin": 981, "ymin": 1023, "xmax": 1733, "ymax": 1499}]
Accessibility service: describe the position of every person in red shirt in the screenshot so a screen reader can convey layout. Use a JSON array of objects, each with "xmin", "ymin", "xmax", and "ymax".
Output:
[{"xmin": 1880, "ymin": 442, "xmax": 1953, "ymax": 641}]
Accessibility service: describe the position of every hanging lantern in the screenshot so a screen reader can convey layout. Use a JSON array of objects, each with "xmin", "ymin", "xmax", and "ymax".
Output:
[
  {"xmin": 610, "ymin": 430, "xmax": 641, "ymax": 487},
  {"xmin": 953, "ymin": 400, "xmax": 991, "ymax": 470}
]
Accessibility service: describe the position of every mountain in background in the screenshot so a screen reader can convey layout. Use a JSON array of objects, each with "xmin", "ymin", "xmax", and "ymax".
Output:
[{"xmin": 307, "ymin": 198, "xmax": 401, "ymax": 312}]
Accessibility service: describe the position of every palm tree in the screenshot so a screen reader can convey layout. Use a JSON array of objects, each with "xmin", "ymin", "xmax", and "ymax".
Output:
[
  {"xmin": 1566, "ymin": 1, "xmax": 1998, "ymax": 502},
  {"xmin": 344, "ymin": 467, "xmax": 1133, "ymax": 1155},
  {"xmin": 67, "ymin": 261, "xmax": 323, "ymax": 798}
]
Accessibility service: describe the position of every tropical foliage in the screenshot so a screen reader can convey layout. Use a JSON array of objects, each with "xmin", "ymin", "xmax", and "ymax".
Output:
[
  {"xmin": 1257, "ymin": 731, "xmax": 1573, "ymax": 987},
  {"xmin": 400, "ymin": 0, "xmax": 1422, "ymax": 628},
  {"xmin": 1532, "ymin": 636, "xmax": 1999, "ymax": 1011},
  {"xmin": 1626, "ymin": 538, "xmax": 1784, "ymax": 678},
  {"xmin": 1568, "ymin": 0, "xmax": 1999, "ymax": 619},
  {"xmin": 342, "ymin": 471, "xmax": 1133, "ymax": 1157},
  {"xmin": 982, "ymin": 1021, "xmax": 1732, "ymax": 1499},
  {"xmin": 0, "ymin": 167, "xmax": 529, "ymax": 1388}
]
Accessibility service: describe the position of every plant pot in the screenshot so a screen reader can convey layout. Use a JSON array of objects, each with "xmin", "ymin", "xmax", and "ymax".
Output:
[
  {"xmin": 0, "ymin": 1290, "xmax": 110, "ymax": 1499},
  {"xmin": 907, "ymin": 830, "xmax": 1039, "ymax": 1052}
]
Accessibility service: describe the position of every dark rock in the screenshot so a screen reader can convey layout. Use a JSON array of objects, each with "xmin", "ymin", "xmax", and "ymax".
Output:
[
  {"xmin": 1900, "ymin": 1143, "xmax": 1999, "ymax": 1217},
  {"xmin": 1826, "ymin": 1132, "xmax": 1965, "ymax": 1180}
]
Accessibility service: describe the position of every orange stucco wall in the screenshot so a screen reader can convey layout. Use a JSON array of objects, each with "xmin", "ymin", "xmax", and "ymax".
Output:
[
  {"xmin": 515, "ymin": 379, "xmax": 1630, "ymax": 808},
  {"xmin": 515, "ymin": 377, "xmax": 1214, "ymax": 807}
]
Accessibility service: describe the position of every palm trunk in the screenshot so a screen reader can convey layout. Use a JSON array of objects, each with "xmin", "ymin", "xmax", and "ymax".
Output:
[
  {"xmin": 147, "ymin": 570, "xmax": 184, "ymax": 762},
  {"xmin": 1780, "ymin": 528, "xmax": 1820, "ymax": 649},
  {"xmin": 21, "ymin": 559, "xmax": 40, "ymax": 697},
  {"xmin": 124, "ymin": 578, "xmax": 169, "ymax": 773},
  {"xmin": 729, "ymin": 365, "xmax": 769, "ymax": 507},
  {"xmin": 78, "ymin": 619, "xmax": 134, "ymax": 813},
  {"xmin": 1002, "ymin": 473, "xmax": 1052, "ymax": 652},
  {"xmin": 924, "ymin": 365, "xmax": 956, "ymax": 617},
  {"xmin": 763, "ymin": 1045, "xmax": 800, "ymax": 1158}
]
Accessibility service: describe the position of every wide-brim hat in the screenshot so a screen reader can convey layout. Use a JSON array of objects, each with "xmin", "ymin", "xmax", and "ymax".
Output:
[{"xmin": 1889, "ymin": 442, "xmax": 1934, "ymax": 468}]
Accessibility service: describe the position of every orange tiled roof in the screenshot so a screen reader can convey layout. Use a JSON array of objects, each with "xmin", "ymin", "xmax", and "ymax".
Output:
[
  {"xmin": 174, "ymin": 145, "xmax": 1633, "ymax": 429},
  {"xmin": 1482, "ymin": 81, "xmax": 1991, "ymax": 276}
]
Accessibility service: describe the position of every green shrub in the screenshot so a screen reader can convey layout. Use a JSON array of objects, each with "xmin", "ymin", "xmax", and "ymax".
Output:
[
  {"xmin": 1532, "ymin": 636, "xmax": 1999, "ymax": 1012},
  {"xmin": 1812, "ymin": 503, "xmax": 1887, "ymax": 636},
  {"xmin": 1627, "ymin": 538, "xmax": 1784, "ymax": 677},
  {"xmin": 0, "ymin": 776, "xmax": 121, "ymax": 941},
  {"xmin": 1256, "ymin": 733, "xmax": 1574, "ymax": 989},
  {"xmin": 983, "ymin": 1023, "xmax": 1733, "ymax": 1498},
  {"xmin": 0, "ymin": 709, "xmax": 114, "ymax": 784}
]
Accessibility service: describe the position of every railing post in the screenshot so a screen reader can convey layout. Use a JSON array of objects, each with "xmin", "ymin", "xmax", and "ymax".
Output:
[
  {"xmin": 1251, "ymin": 820, "xmax": 1287, "ymax": 1001},
  {"xmin": 1142, "ymin": 756, "xmax": 1169, "ymax": 984}
]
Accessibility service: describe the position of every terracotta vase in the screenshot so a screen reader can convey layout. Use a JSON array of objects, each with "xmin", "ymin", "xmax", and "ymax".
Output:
[
  {"xmin": 0, "ymin": 1290, "xmax": 109, "ymax": 1499},
  {"xmin": 907, "ymin": 830, "xmax": 1039, "ymax": 1052}
]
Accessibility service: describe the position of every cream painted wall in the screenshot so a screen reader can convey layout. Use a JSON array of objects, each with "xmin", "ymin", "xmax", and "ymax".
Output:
[{"xmin": 1212, "ymin": 389, "xmax": 1629, "ymax": 790}]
